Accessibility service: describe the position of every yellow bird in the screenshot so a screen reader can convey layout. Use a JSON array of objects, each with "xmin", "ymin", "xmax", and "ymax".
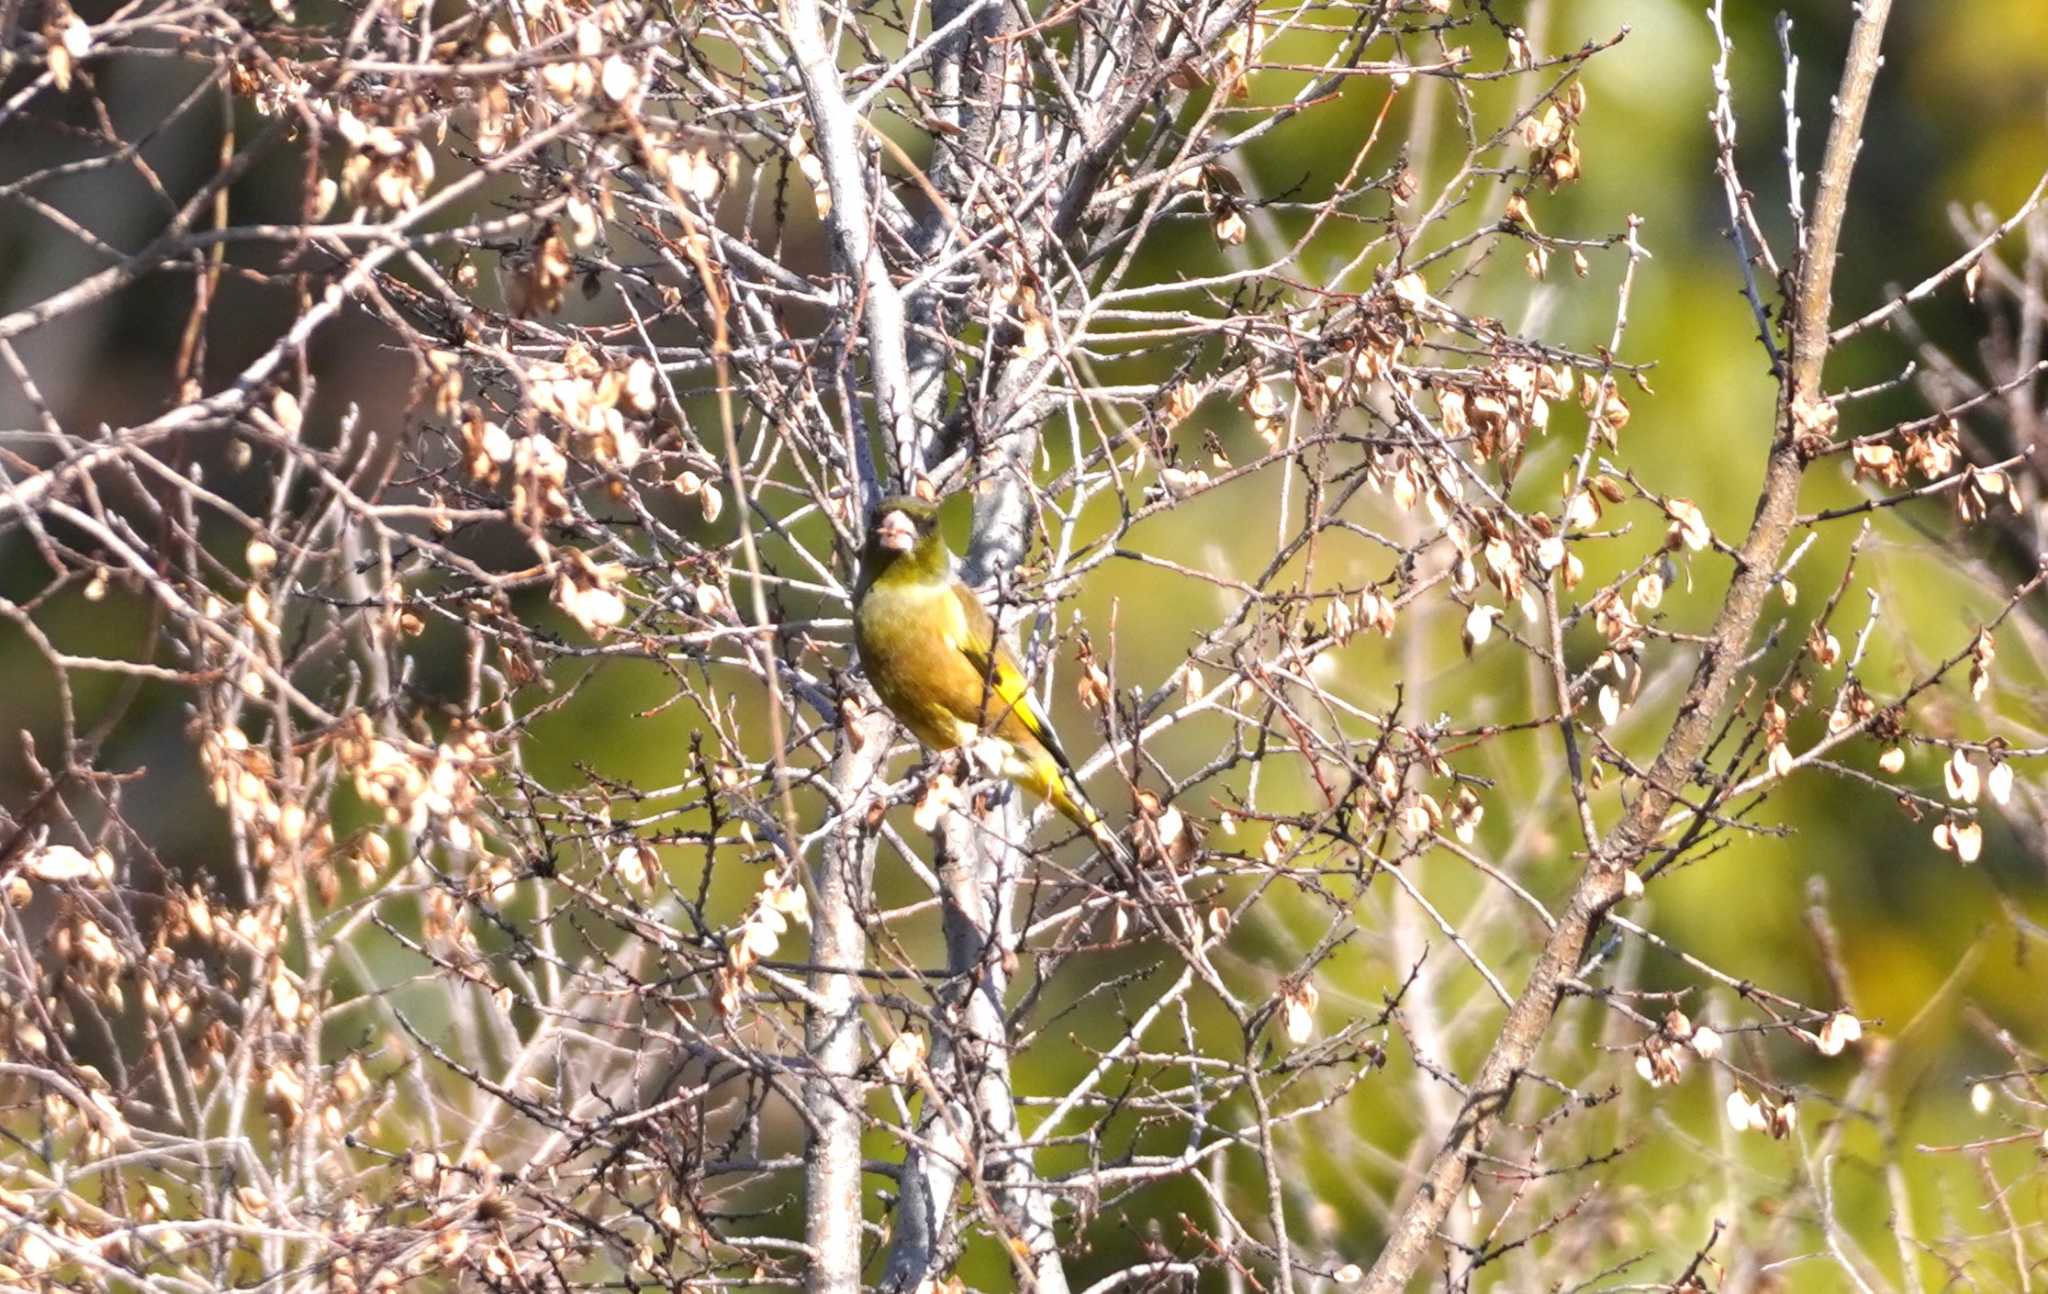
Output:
[{"xmin": 852, "ymin": 496, "xmax": 1123, "ymax": 857}]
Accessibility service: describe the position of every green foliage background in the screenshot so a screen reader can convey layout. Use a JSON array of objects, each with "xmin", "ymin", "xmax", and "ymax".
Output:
[{"xmin": 2, "ymin": 0, "xmax": 2045, "ymax": 1287}]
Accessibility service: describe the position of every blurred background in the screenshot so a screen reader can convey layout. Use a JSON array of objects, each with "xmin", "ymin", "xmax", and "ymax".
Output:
[{"xmin": 3, "ymin": 0, "xmax": 2046, "ymax": 1288}]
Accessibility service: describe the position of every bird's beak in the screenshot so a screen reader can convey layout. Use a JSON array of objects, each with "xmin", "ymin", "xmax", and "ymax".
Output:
[{"xmin": 876, "ymin": 510, "xmax": 917, "ymax": 553}]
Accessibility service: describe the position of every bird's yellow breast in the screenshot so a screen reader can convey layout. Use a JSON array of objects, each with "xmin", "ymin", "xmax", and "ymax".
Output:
[{"xmin": 854, "ymin": 578, "xmax": 976, "ymax": 751}]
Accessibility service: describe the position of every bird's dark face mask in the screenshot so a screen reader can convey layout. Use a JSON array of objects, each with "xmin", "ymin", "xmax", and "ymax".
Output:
[{"xmin": 867, "ymin": 497, "xmax": 941, "ymax": 559}]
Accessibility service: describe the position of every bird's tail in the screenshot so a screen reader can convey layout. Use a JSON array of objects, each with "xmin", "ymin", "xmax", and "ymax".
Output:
[{"xmin": 1041, "ymin": 760, "xmax": 1130, "ymax": 865}]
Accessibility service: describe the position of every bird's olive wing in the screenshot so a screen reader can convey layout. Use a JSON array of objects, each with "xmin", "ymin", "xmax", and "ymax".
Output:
[{"xmin": 947, "ymin": 580, "xmax": 1076, "ymax": 774}]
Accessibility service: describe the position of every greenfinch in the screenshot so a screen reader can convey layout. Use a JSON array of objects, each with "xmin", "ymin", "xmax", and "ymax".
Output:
[{"xmin": 852, "ymin": 496, "xmax": 1122, "ymax": 856}]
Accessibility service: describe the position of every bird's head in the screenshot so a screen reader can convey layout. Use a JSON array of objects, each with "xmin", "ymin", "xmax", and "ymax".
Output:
[{"xmin": 860, "ymin": 495, "xmax": 948, "ymax": 585}]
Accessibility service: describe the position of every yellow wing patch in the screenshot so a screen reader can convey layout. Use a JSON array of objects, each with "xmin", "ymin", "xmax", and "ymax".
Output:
[
  {"xmin": 947, "ymin": 613, "xmax": 1048, "ymax": 746},
  {"xmin": 986, "ymin": 657, "xmax": 1038, "ymax": 734}
]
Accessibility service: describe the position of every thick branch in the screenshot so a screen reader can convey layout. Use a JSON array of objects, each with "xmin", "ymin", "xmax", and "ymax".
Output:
[
  {"xmin": 1357, "ymin": 4, "xmax": 1894, "ymax": 1289},
  {"xmin": 804, "ymin": 711, "xmax": 890, "ymax": 1294},
  {"xmin": 784, "ymin": 0, "xmax": 920, "ymax": 494}
]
